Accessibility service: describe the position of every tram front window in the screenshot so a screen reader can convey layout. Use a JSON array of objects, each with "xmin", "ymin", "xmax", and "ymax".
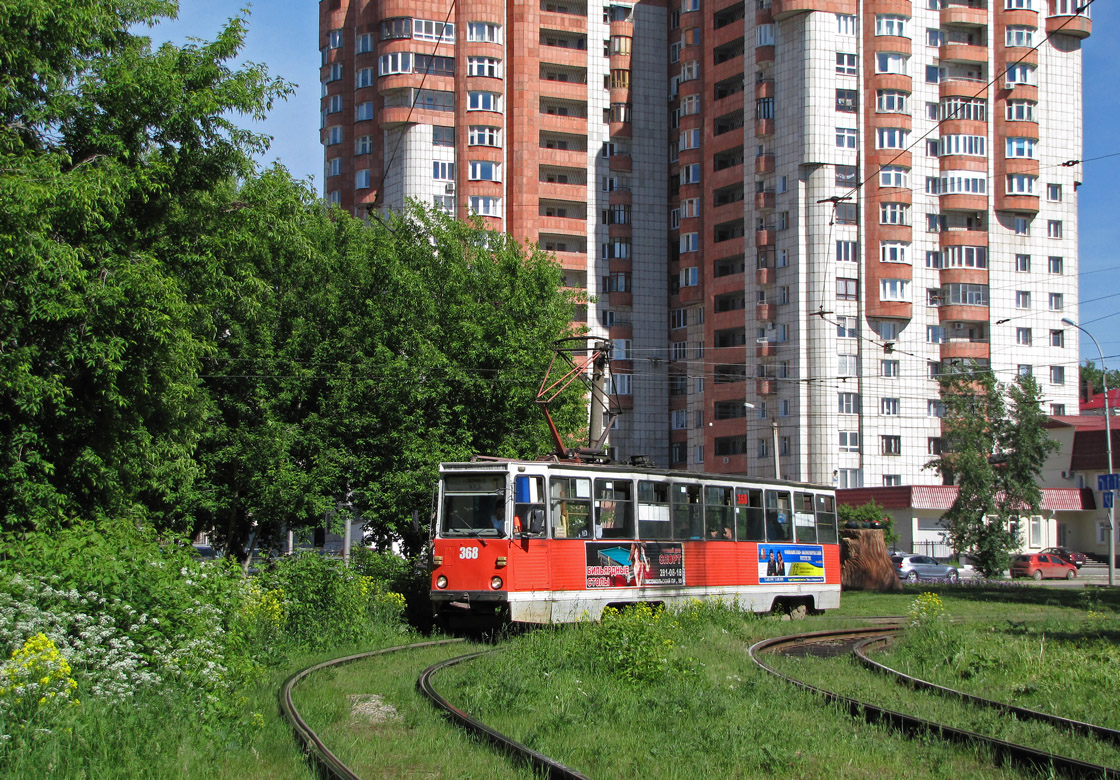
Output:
[{"xmin": 441, "ymin": 475, "xmax": 507, "ymax": 537}]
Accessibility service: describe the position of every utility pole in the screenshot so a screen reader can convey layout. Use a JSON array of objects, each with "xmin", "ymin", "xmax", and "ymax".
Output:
[{"xmin": 772, "ymin": 420, "xmax": 781, "ymax": 480}]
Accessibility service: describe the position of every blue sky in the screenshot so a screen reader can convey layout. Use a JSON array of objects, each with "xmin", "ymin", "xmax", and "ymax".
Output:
[{"xmin": 151, "ymin": 1, "xmax": 1119, "ymax": 362}]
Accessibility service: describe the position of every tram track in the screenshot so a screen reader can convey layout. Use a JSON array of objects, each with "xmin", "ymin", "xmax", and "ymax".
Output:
[
  {"xmin": 279, "ymin": 637, "xmax": 590, "ymax": 780},
  {"xmin": 751, "ymin": 625, "xmax": 1120, "ymax": 779}
]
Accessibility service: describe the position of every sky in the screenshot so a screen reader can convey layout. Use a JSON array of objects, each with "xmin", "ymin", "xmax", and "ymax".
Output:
[{"xmin": 150, "ymin": 1, "xmax": 1120, "ymax": 363}]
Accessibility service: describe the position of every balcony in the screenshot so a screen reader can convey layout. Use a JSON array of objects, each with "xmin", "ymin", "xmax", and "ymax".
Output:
[
  {"xmin": 756, "ymin": 378, "xmax": 777, "ymax": 396},
  {"xmin": 1047, "ymin": 10, "xmax": 1091, "ymax": 39},
  {"xmin": 755, "ymin": 228, "xmax": 775, "ymax": 246},
  {"xmin": 756, "ymin": 341, "xmax": 778, "ymax": 358},
  {"xmin": 754, "ymin": 190, "xmax": 775, "ymax": 209},
  {"xmin": 754, "ymin": 153, "xmax": 775, "ymax": 174},
  {"xmin": 756, "ymin": 303, "xmax": 777, "ymax": 321},
  {"xmin": 756, "ymin": 266, "xmax": 775, "ymax": 286},
  {"xmin": 941, "ymin": 0, "xmax": 987, "ymax": 28}
]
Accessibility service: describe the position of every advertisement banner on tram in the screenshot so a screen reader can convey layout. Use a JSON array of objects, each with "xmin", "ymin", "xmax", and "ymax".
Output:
[
  {"xmin": 585, "ymin": 541, "xmax": 685, "ymax": 588},
  {"xmin": 758, "ymin": 544, "xmax": 825, "ymax": 583}
]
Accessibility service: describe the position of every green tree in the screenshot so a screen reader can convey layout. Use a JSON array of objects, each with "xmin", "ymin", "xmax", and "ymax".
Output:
[
  {"xmin": 927, "ymin": 365, "xmax": 1057, "ymax": 577},
  {"xmin": 0, "ymin": 2, "xmax": 289, "ymax": 532},
  {"xmin": 1080, "ymin": 360, "xmax": 1120, "ymax": 400}
]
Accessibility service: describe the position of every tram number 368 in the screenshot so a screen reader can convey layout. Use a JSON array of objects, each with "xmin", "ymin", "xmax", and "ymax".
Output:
[{"xmin": 458, "ymin": 546, "xmax": 480, "ymax": 560}]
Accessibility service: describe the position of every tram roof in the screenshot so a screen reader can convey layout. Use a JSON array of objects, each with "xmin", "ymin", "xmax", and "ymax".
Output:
[{"xmin": 438, "ymin": 459, "xmax": 833, "ymax": 492}]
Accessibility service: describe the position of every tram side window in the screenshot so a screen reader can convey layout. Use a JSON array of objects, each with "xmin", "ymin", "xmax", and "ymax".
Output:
[
  {"xmin": 672, "ymin": 483, "xmax": 703, "ymax": 539},
  {"xmin": 816, "ymin": 494, "xmax": 838, "ymax": 544},
  {"xmin": 794, "ymin": 491, "xmax": 817, "ymax": 543},
  {"xmin": 735, "ymin": 488, "xmax": 765, "ymax": 541},
  {"xmin": 637, "ymin": 481, "xmax": 672, "ymax": 539},
  {"xmin": 595, "ymin": 479, "xmax": 635, "ymax": 539},
  {"xmin": 551, "ymin": 477, "xmax": 592, "ymax": 538},
  {"xmin": 765, "ymin": 490, "xmax": 793, "ymax": 542},
  {"xmin": 705, "ymin": 486, "xmax": 734, "ymax": 539},
  {"xmin": 514, "ymin": 475, "xmax": 546, "ymax": 536}
]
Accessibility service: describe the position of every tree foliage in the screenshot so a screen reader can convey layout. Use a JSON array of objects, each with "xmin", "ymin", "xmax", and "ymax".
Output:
[
  {"xmin": 837, "ymin": 499, "xmax": 897, "ymax": 547},
  {"xmin": 927, "ymin": 365, "xmax": 1058, "ymax": 577},
  {"xmin": 0, "ymin": 2, "xmax": 586, "ymax": 557}
]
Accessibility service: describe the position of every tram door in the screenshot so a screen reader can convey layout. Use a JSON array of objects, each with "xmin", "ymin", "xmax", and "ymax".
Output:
[{"xmin": 507, "ymin": 475, "xmax": 550, "ymax": 593}]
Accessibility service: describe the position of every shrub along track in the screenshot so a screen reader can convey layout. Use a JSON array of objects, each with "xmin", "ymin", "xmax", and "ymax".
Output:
[
  {"xmin": 278, "ymin": 639, "xmax": 590, "ymax": 780},
  {"xmin": 750, "ymin": 625, "xmax": 1120, "ymax": 779}
]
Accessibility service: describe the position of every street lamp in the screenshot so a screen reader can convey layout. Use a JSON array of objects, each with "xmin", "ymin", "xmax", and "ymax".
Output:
[
  {"xmin": 1061, "ymin": 317, "xmax": 1114, "ymax": 587},
  {"xmin": 744, "ymin": 402, "xmax": 781, "ymax": 480}
]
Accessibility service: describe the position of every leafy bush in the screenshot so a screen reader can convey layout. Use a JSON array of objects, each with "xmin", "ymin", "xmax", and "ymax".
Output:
[{"xmin": 590, "ymin": 603, "xmax": 687, "ymax": 684}]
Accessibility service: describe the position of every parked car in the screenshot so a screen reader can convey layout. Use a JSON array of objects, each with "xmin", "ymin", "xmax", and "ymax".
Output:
[
  {"xmin": 892, "ymin": 554, "xmax": 959, "ymax": 583},
  {"xmin": 1039, "ymin": 546, "xmax": 1087, "ymax": 569},
  {"xmin": 1010, "ymin": 553, "xmax": 1077, "ymax": 580}
]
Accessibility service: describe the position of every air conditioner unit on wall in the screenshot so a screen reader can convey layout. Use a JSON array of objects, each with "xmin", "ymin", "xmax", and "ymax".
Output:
[{"xmin": 444, "ymin": 183, "xmax": 455, "ymax": 193}]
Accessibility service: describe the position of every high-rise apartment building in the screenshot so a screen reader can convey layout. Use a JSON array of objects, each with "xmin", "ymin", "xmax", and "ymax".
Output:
[{"xmin": 319, "ymin": 0, "xmax": 1090, "ymax": 486}]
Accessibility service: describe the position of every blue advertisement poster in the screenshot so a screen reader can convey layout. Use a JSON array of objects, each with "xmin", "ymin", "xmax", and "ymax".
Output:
[{"xmin": 758, "ymin": 544, "xmax": 825, "ymax": 583}]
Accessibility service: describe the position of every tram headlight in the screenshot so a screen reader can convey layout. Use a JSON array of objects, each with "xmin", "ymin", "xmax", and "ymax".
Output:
[
  {"xmin": 436, "ymin": 575, "xmax": 448, "ymax": 589},
  {"xmin": 490, "ymin": 576, "xmax": 503, "ymax": 590}
]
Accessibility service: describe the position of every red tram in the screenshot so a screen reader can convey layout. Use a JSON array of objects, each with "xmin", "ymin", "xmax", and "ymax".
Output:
[{"xmin": 430, "ymin": 459, "xmax": 841, "ymax": 625}]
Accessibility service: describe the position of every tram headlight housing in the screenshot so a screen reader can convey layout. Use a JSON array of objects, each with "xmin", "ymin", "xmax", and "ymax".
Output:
[
  {"xmin": 490, "ymin": 576, "xmax": 503, "ymax": 590},
  {"xmin": 436, "ymin": 575, "xmax": 448, "ymax": 589}
]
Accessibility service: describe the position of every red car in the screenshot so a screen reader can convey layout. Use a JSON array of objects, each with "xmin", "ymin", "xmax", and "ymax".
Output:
[
  {"xmin": 1010, "ymin": 553, "xmax": 1077, "ymax": 580},
  {"xmin": 1040, "ymin": 547, "xmax": 1087, "ymax": 569}
]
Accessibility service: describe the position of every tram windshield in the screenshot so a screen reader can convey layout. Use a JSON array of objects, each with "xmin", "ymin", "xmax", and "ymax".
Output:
[{"xmin": 440, "ymin": 474, "xmax": 507, "ymax": 537}]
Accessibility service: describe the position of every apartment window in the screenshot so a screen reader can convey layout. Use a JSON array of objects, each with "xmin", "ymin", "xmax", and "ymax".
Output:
[
  {"xmin": 881, "ymin": 397, "xmax": 900, "ymax": 416},
  {"xmin": 1014, "ymin": 254, "xmax": 1030, "ymax": 272},
  {"xmin": 882, "ymin": 360, "xmax": 900, "ymax": 378},
  {"xmin": 679, "ymin": 129, "xmax": 701, "ymax": 150},
  {"xmin": 928, "ymin": 362, "xmax": 942, "ymax": 379},
  {"xmin": 1006, "ymin": 26, "xmax": 1035, "ymax": 47},
  {"xmin": 432, "ymin": 195, "xmax": 454, "ymax": 214},
  {"xmin": 836, "ymin": 240, "xmax": 858, "ymax": 263},
  {"xmin": 836, "ymin": 278, "xmax": 858, "ymax": 301},
  {"xmin": 1051, "ymin": 330, "xmax": 1065, "ymax": 348},
  {"xmin": 327, "ymin": 29, "xmax": 344, "ymax": 49},
  {"xmin": 669, "ymin": 309, "xmax": 687, "ymax": 330},
  {"xmin": 927, "ymin": 288, "xmax": 941, "ymax": 307},
  {"xmin": 779, "ymin": 399, "xmax": 791, "ymax": 417},
  {"xmin": 356, "ymin": 32, "xmax": 373, "ymax": 53},
  {"xmin": 880, "ymin": 241, "xmax": 910, "ymax": 264},
  {"xmin": 1014, "ymin": 217, "xmax": 1030, "ymax": 235},
  {"xmin": 1006, "ymin": 0, "xmax": 1034, "ymax": 7},
  {"xmin": 1052, "ymin": 404, "xmax": 1066, "ymax": 416},
  {"xmin": 876, "ymin": 53, "xmax": 908, "ymax": 75},
  {"xmin": 838, "ymin": 392, "xmax": 860, "ymax": 414},
  {"xmin": 926, "ymin": 139, "xmax": 940, "ymax": 157},
  {"xmin": 836, "ymin": 316, "xmax": 857, "ymax": 338},
  {"xmin": 836, "ymin": 53, "xmax": 857, "ymax": 76},
  {"xmin": 468, "ymin": 91, "xmax": 502, "ymax": 111},
  {"xmin": 927, "ymin": 326, "xmax": 947, "ymax": 344},
  {"xmin": 355, "ymin": 102, "xmax": 374, "ymax": 121},
  {"xmin": 1006, "ymin": 64, "xmax": 1036, "ymax": 86},
  {"xmin": 839, "ymin": 431, "xmax": 860, "ymax": 452},
  {"xmin": 835, "ymin": 204, "xmax": 857, "ymax": 224},
  {"xmin": 940, "ymin": 172, "xmax": 987, "ymax": 195},
  {"xmin": 1049, "ymin": 292, "xmax": 1064, "ymax": 311},
  {"xmin": 926, "ymin": 251, "xmax": 942, "ymax": 269},
  {"xmin": 928, "ymin": 399, "xmax": 946, "ymax": 418},
  {"xmin": 928, "ymin": 437, "xmax": 943, "ymax": 456},
  {"xmin": 940, "ymin": 135, "xmax": 986, "ymax": 156},
  {"xmin": 928, "ymin": 212, "xmax": 946, "ymax": 232},
  {"xmin": 610, "ymin": 374, "xmax": 633, "ymax": 396},
  {"xmin": 1048, "ymin": 256, "xmax": 1064, "ymax": 274},
  {"xmin": 838, "ymin": 469, "xmax": 863, "ymax": 489},
  {"xmin": 467, "ymin": 22, "xmax": 502, "ymax": 43},
  {"xmin": 469, "ymin": 196, "xmax": 501, "ymax": 216},
  {"xmin": 354, "ymin": 169, "xmax": 370, "ymax": 189},
  {"xmin": 613, "ymin": 339, "xmax": 632, "ymax": 360},
  {"xmin": 1007, "ymin": 100, "xmax": 1036, "ymax": 122},
  {"xmin": 468, "ymin": 160, "xmax": 500, "ymax": 181},
  {"xmin": 680, "ymin": 95, "xmax": 700, "ymax": 116},
  {"xmin": 882, "ymin": 435, "xmax": 902, "ymax": 455},
  {"xmin": 680, "ymin": 232, "xmax": 699, "ymax": 253},
  {"xmin": 680, "ymin": 163, "xmax": 700, "ymax": 184},
  {"xmin": 927, "ymin": 28, "xmax": 945, "ymax": 46},
  {"xmin": 1015, "ymin": 291, "xmax": 1031, "ymax": 309},
  {"xmin": 883, "ymin": 475, "xmax": 902, "ymax": 487},
  {"xmin": 874, "ymin": 320, "xmax": 899, "ymax": 340},
  {"xmin": 942, "ymin": 97, "xmax": 987, "ymax": 122},
  {"xmin": 680, "ymin": 198, "xmax": 699, "ymax": 218},
  {"xmin": 681, "ymin": 60, "xmax": 700, "ymax": 81},
  {"xmin": 1048, "ymin": 220, "xmax": 1063, "ymax": 239},
  {"xmin": 378, "ymin": 52, "xmax": 413, "ymax": 75},
  {"xmin": 877, "ymin": 127, "xmax": 909, "ymax": 149},
  {"xmin": 836, "ymin": 13, "xmax": 858, "ymax": 34},
  {"xmin": 431, "ymin": 126, "xmax": 455, "ymax": 148},
  {"xmin": 757, "ymin": 98, "xmax": 775, "ymax": 119},
  {"xmin": 942, "ymin": 246, "xmax": 987, "ymax": 270},
  {"xmin": 1006, "ymin": 137, "xmax": 1037, "ymax": 159},
  {"xmin": 757, "ymin": 25, "xmax": 775, "ymax": 46},
  {"xmin": 1047, "ymin": 183, "xmax": 1063, "ymax": 202},
  {"xmin": 326, "ymin": 126, "xmax": 343, "ymax": 145},
  {"xmin": 326, "ymin": 94, "xmax": 342, "ymax": 114},
  {"xmin": 671, "ymin": 409, "xmax": 688, "ymax": 430},
  {"xmin": 1007, "ymin": 174, "xmax": 1036, "ymax": 195},
  {"xmin": 680, "ymin": 267, "xmax": 699, "ymax": 287},
  {"xmin": 838, "ymin": 354, "xmax": 858, "ymax": 376},
  {"xmin": 468, "ymin": 126, "xmax": 501, "ymax": 147},
  {"xmin": 432, "ymin": 160, "xmax": 455, "ymax": 181},
  {"xmin": 355, "ymin": 67, "xmax": 373, "ymax": 87},
  {"xmin": 880, "ymin": 166, "xmax": 909, "ymax": 188},
  {"xmin": 876, "ymin": 90, "xmax": 908, "ymax": 113},
  {"xmin": 836, "ymin": 89, "xmax": 858, "ymax": 113},
  {"xmin": 1050, "ymin": 366, "xmax": 1065, "ymax": 385},
  {"xmin": 876, "ymin": 15, "xmax": 910, "ymax": 36},
  {"xmin": 1016, "ymin": 327, "xmax": 1033, "ymax": 346},
  {"xmin": 327, "ymin": 63, "xmax": 344, "ymax": 82},
  {"xmin": 880, "ymin": 279, "xmax": 910, "ymax": 302},
  {"xmin": 836, "ymin": 165, "xmax": 857, "ymax": 186},
  {"xmin": 467, "ymin": 57, "xmax": 502, "ymax": 78},
  {"xmin": 880, "ymin": 203, "xmax": 909, "ymax": 225},
  {"xmin": 326, "ymin": 157, "xmax": 341, "ymax": 177}
]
